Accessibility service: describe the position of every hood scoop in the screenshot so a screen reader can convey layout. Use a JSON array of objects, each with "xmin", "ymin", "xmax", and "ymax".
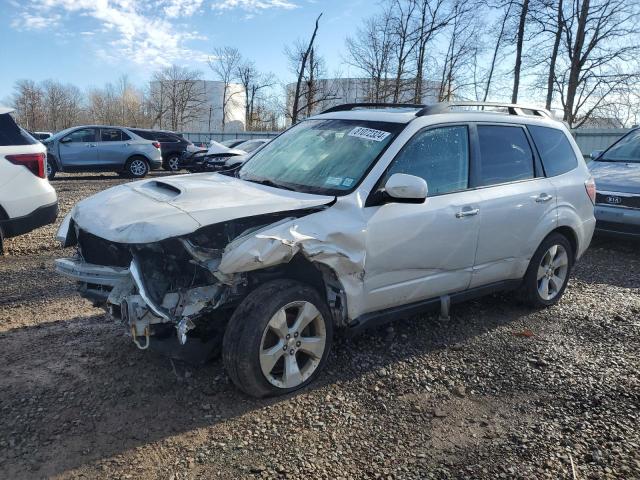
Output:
[{"xmin": 133, "ymin": 180, "xmax": 183, "ymax": 201}]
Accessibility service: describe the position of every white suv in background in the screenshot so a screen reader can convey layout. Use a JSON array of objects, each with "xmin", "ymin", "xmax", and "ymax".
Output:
[
  {"xmin": 56, "ymin": 102, "xmax": 596, "ymax": 397},
  {"xmin": 0, "ymin": 107, "xmax": 58, "ymax": 252}
]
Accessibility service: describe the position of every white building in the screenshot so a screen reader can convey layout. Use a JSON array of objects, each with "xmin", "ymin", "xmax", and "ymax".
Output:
[
  {"xmin": 150, "ymin": 80, "xmax": 246, "ymax": 133},
  {"xmin": 286, "ymin": 77, "xmax": 442, "ymax": 122}
]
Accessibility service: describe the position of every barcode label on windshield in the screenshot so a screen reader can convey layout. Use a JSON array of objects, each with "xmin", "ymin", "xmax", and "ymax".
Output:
[{"xmin": 348, "ymin": 127, "xmax": 391, "ymax": 142}]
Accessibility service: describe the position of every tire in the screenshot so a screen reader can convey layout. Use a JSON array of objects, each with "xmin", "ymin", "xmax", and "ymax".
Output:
[
  {"xmin": 223, "ymin": 279, "xmax": 333, "ymax": 398},
  {"xmin": 519, "ymin": 232, "xmax": 574, "ymax": 308},
  {"xmin": 46, "ymin": 158, "xmax": 57, "ymax": 180},
  {"xmin": 124, "ymin": 157, "xmax": 149, "ymax": 178},
  {"xmin": 163, "ymin": 154, "xmax": 181, "ymax": 172}
]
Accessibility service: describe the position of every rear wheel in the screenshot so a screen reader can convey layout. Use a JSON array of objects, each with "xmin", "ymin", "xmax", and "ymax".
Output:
[
  {"xmin": 124, "ymin": 157, "xmax": 149, "ymax": 178},
  {"xmin": 520, "ymin": 233, "xmax": 573, "ymax": 308},
  {"xmin": 223, "ymin": 279, "xmax": 333, "ymax": 398},
  {"xmin": 164, "ymin": 154, "xmax": 180, "ymax": 172}
]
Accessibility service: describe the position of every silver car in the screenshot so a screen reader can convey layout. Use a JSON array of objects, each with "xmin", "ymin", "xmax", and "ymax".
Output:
[
  {"xmin": 44, "ymin": 126, "xmax": 163, "ymax": 180},
  {"xmin": 589, "ymin": 128, "xmax": 640, "ymax": 238}
]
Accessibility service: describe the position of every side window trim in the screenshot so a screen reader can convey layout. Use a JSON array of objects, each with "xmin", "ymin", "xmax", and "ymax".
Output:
[
  {"xmin": 64, "ymin": 127, "xmax": 97, "ymax": 143},
  {"xmin": 366, "ymin": 122, "xmax": 473, "ymax": 206},
  {"xmin": 468, "ymin": 122, "xmax": 542, "ymax": 189}
]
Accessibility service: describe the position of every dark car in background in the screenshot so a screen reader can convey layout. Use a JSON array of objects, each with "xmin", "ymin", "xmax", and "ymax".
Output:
[
  {"xmin": 179, "ymin": 140, "xmax": 246, "ymax": 173},
  {"xmin": 129, "ymin": 129, "xmax": 199, "ymax": 171},
  {"xmin": 589, "ymin": 127, "xmax": 640, "ymax": 238}
]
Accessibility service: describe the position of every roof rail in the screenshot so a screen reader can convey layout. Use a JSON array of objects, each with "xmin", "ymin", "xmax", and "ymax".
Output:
[
  {"xmin": 321, "ymin": 103, "xmax": 427, "ymax": 114},
  {"xmin": 416, "ymin": 102, "xmax": 552, "ymax": 118}
]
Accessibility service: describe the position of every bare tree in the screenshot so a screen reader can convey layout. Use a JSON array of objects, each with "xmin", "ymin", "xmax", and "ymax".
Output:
[
  {"xmin": 149, "ymin": 65, "xmax": 207, "ymax": 131},
  {"xmin": 412, "ymin": 0, "xmax": 455, "ymax": 103},
  {"xmin": 288, "ymin": 13, "xmax": 322, "ymax": 124},
  {"xmin": 512, "ymin": 0, "xmax": 531, "ymax": 102},
  {"xmin": 209, "ymin": 47, "xmax": 243, "ymax": 131},
  {"xmin": 389, "ymin": 0, "xmax": 419, "ymax": 102},
  {"xmin": 236, "ymin": 61, "xmax": 276, "ymax": 130},
  {"xmin": 483, "ymin": 0, "xmax": 515, "ymax": 101},
  {"xmin": 12, "ymin": 80, "xmax": 45, "ymax": 131},
  {"xmin": 555, "ymin": 0, "xmax": 640, "ymax": 127},
  {"xmin": 345, "ymin": 11, "xmax": 395, "ymax": 102}
]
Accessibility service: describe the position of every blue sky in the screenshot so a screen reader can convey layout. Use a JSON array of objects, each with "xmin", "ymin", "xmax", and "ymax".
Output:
[{"xmin": 0, "ymin": 0, "xmax": 373, "ymax": 99}]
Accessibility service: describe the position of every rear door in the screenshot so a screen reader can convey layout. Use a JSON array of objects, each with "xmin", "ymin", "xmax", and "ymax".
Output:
[
  {"xmin": 58, "ymin": 128, "xmax": 99, "ymax": 170},
  {"xmin": 98, "ymin": 128, "xmax": 131, "ymax": 170},
  {"xmin": 470, "ymin": 123, "xmax": 557, "ymax": 287}
]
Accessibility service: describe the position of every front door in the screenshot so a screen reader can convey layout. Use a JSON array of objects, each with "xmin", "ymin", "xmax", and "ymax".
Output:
[
  {"xmin": 58, "ymin": 128, "xmax": 98, "ymax": 170},
  {"xmin": 470, "ymin": 124, "xmax": 557, "ymax": 287},
  {"xmin": 363, "ymin": 125, "xmax": 481, "ymax": 314}
]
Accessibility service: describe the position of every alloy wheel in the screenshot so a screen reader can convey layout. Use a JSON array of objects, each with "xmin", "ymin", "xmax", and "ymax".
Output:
[
  {"xmin": 259, "ymin": 301, "xmax": 327, "ymax": 389},
  {"xmin": 130, "ymin": 159, "xmax": 147, "ymax": 176},
  {"xmin": 46, "ymin": 161, "xmax": 52, "ymax": 178},
  {"xmin": 168, "ymin": 156, "xmax": 180, "ymax": 171},
  {"xmin": 537, "ymin": 244, "xmax": 569, "ymax": 301}
]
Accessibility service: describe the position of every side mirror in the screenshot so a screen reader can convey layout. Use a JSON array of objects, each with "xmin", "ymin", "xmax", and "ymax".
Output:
[
  {"xmin": 384, "ymin": 173, "xmax": 428, "ymax": 203},
  {"xmin": 59, "ymin": 137, "xmax": 72, "ymax": 144},
  {"xmin": 590, "ymin": 150, "xmax": 603, "ymax": 160}
]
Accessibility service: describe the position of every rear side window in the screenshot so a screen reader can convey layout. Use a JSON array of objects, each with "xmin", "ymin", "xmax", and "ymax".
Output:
[
  {"xmin": 385, "ymin": 125, "xmax": 469, "ymax": 196},
  {"xmin": 101, "ymin": 128, "xmax": 130, "ymax": 142},
  {"xmin": 0, "ymin": 114, "xmax": 38, "ymax": 146},
  {"xmin": 528, "ymin": 125, "xmax": 577, "ymax": 176},
  {"xmin": 477, "ymin": 125, "xmax": 534, "ymax": 186}
]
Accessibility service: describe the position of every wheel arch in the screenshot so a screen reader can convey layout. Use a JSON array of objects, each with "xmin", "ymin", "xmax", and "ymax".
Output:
[
  {"xmin": 551, "ymin": 225, "xmax": 579, "ymax": 260},
  {"xmin": 244, "ymin": 254, "xmax": 349, "ymax": 327}
]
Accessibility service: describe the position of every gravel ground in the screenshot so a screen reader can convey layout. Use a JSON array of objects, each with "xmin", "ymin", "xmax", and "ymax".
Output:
[{"xmin": 0, "ymin": 172, "xmax": 638, "ymax": 479}]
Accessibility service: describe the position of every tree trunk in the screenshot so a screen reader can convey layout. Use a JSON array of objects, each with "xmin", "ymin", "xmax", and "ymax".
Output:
[
  {"xmin": 292, "ymin": 13, "xmax": 322, "ymax": 124},
  {"xmin": 545, "ymin": 0, "xmax": 564, "ymax": 110},
  {"xmin": 484, "ymin": 1, "xmax": 514, "ymax": 102},
  {"xmin": 564, "ymin": 0, "xmax": 590, "ymax": 126},
  {"xmin": 512, "ymin": 0, "xmax": 530, "ymax": 103}
]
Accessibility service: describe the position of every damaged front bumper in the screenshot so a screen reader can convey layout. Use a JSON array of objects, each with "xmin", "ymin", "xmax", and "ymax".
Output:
[{"xmin": 55, "ymin": 255, "xmax": 228, "ymax": 350}]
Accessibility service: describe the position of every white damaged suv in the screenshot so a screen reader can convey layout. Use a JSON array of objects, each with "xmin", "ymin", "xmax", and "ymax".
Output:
[{"xmin": 55, "ymin": 102, "xmax": 596, "ymax": 397}]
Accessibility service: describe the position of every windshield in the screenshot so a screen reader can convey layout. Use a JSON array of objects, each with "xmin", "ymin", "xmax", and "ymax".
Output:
[
  {"xmin": 238, "ymin": 119, "xmax": 403, "ymax": 195},
  {"xmin": 600, "ymin": 130, "xmax": 640, "ymax": 163}
]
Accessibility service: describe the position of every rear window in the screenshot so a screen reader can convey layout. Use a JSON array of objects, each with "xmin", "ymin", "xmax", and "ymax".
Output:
[
  {"xmin": 0, "ymin": 114, "xmax": 38, "ymax": 146},
  {"xmin": 528, "ymin": 125, "xmax": 578, "ymax": 176}
]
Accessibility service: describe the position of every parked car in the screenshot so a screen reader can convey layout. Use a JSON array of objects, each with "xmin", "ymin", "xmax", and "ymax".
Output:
[
  {"xmin": 234, "ymin": 138, "xmax": 271, "ymax": 154},
  {"xmin": 44, "ymin": 126, "xmax": 163, "ymax": 179},
  {"xmin": 178, "ymin": 140, "xmax": 246, "ymax": 172},
  {"xmin": 55, "ymin": 102, "xmax": 596, "ymax": 397},
  {"xmin": 129, "ymin": 129, "xmax": 200, "ymax": 171},
  {"xmin": 589, "ymin": 127, "xmax": 640, "ymax": 238},
  {"xmin": 0, "ymin": 107, "xmax": 58, "ymax": 252},
  {"xmin": 30, "ymin": 131, "xmax": 53, "ymax": 142},
  {"xmin": 220, "ymin": 139, "xmax": 246, "ymax": 148}
]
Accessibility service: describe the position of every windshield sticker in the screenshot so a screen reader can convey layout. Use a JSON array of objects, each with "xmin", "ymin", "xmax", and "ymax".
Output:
[
  {"xmin": 342, "ymin": 178, "xmax": 355, "ymax": 187},
  {"xmin": 326, "ymin": 176, "xmax": 343, "ymax": 186},
  {"xmin": 348, "ymin": 126, "xmax": 391, "ymax": 142}
]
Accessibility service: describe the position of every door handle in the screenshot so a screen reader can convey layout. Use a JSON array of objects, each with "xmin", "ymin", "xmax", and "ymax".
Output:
[
  {"xmin": 124, "ymin": 143, "xmax": 130, "ymax": 147},
  {"xmin": 456, "ymin": 207, "xmax": 480, "ymax": 218},
  {"xmin": 87, "ymin": 144, "xmax": 97, "ymax": 148},
  {"xmin": 536, "ymin": 193, "xmax": 553, "ymax": 203}
]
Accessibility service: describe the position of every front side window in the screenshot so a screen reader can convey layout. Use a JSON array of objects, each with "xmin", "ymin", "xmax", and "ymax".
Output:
[
  {"xmin": 239, "ymin": 119, "xmax": 403, "ymax": 195},
  {"xmin": 384, "ymin": 126, "xmax": 469, "ymax": 196},
  {"xmin": 63, "ymin": 128, "xmax": 97, "ymax": 143},
  {"xmin": 528, "ymin": 125, "xmax": 577, "ymax": 176},
  {"xmin": 600, "ymin": 130, "xmax": 640, "ymax": 163},
  {"xmin": 477, "ymin": 125, "xmax": 534, "ymax": 186},
  {"xmin": 101, "ymin": 129, "xmax": 129, "ymax": 142}
]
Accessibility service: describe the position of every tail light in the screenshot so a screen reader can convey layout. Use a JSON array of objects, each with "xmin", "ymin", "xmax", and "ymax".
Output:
[
  {"xmin": 152, "ymin": 141, "xmax": 161, "ymax": 149},
  {"xmin": 6, "ymin": 152, "xmax": 46, "ymax": 179},
  {"xmin": 585, "ymin": 176, "xmax": 596, "ymax": 204}
]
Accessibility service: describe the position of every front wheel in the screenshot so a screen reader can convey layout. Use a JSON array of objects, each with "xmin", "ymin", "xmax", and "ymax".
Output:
[
  {"xmin": 46, "ymin": 159, "xmax": 56, "ymax": 180},
  {"xmin": 164, "ymin": 154, "xmax": 181, "ymax": 172},
  {"xmin": 223, "ymin": 280, "xmax": 333, "ymax": 398},
  {"xmin": 520, "ymin": 232, "xmax": 574, "ymax": 308},
  {"xmin": 124, "ymin": 157, "xmax": 149, "ymax": 178}
]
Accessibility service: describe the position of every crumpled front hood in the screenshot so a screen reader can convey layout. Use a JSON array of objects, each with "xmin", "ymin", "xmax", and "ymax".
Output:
[
  {"xmin": 589, "ymin": 161, "xmax": 640, "ymax": 193},
  {"xmin": 70, "ymin": 173, "xmax": 334, "ymax": 244}
]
